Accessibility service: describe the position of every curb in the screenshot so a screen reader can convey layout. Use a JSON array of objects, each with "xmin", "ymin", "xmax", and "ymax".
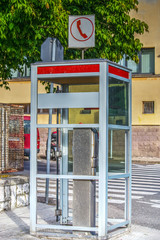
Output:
[{"xmin": 132, "ymin": 158, "xmax": 160, "ymax": 165}]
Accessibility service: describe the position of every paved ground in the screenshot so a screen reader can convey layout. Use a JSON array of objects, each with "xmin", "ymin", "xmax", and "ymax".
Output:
[
  {"xmin": 0, "ymin": 202, "xmax": 160, "ymax": 240},
  {"xmin": 23, "ymin": 160, "xmax": 160, "ymax": 230},
  {"xmin": 5, "ymin": 160, "xmax": 160, "ymax": 239}
]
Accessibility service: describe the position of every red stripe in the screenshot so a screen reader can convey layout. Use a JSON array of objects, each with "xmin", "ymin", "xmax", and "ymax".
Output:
[
  {"xmin": 109, "ymin": 65, "xmax": 129, "ymax": 79},
  {"xmin": 37, "ymin": 64, "xmax": 100, "ymax": 74}
]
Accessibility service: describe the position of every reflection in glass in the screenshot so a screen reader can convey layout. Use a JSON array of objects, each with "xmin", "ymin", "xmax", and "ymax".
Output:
[
  {"xmin": 108, "ymin": 129, "xmax": 125, "ymax": 173},
  {"xmin": 109, "ymin": 77, "xmax": 129, "ymax": 126}
]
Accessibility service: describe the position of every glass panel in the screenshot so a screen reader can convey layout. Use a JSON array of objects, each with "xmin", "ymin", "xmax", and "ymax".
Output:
[
  {"xmin": 36, "ymin": 178, "xmax": 98, "ymax": 228},
  {"xmin": 108, "ymin": 129, "xmax": 125, "ymax": 173},
  {"xmin": 37, "ymin": 127, "xmax": 57, "ymax": 174},
  {"xmin": 69, "ymin": 108, "xmax": 99, "ymax": 124},
  {"xmin": 141, "ymin": 49, "xmax": 154, "ymax": 74},
  {"xmin": 37, "ymin": 108, "xmax": 99, "ymax": 125},
  {"xmin": 109, "ymin": 77, "xmax": 129, "ymax": 126},
  {"xmin": 108, "ymin": 178, "xmax": 125, "ymax": 220},
  {"xmin": 69, "ymin": 84, "xmax": 99, "ymax": 124}
]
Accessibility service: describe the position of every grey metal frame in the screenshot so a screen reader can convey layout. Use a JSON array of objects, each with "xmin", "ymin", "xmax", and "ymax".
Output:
[
  {"xmin": 30, "ymin": 59, "xmax": 132, "ymax": 239},
  {"xmin": 45, "ymin": 83, "xmax": 53, "ymax": 203},
  {"xmin": 30, "ymin": 65, "xmax": 38, "ymax": 233},
  {"xmin": 60, "ymin": 85, "xmax": 69, "ymax": 224}
]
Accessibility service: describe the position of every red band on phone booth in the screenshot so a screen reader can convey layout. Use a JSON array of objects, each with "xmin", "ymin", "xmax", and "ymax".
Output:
[
  {"xmin": 109, "ymin": 65, "xmax": 129, "ymax": 79},
  {"xmin": 37, "ymin": 64, "xmax": 100, "ymax": 75}
]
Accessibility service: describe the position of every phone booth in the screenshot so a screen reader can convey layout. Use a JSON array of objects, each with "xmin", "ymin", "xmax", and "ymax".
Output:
[{"xmin": 30, "ymin": 59, "xmax": 132, "ymax": 239}]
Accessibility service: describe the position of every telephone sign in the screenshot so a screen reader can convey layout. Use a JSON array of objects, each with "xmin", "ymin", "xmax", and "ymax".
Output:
[{"xmin": 68, "ymin": 15, "xmax": 95, "ymax": 48}]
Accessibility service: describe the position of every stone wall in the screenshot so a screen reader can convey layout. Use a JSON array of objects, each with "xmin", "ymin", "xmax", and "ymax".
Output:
[
  {"xmin": 39, "ymin": 128, "xmax": 56, "ymax": 157},
  {"xmin": 0, "ymin": 104, "xmax": 24, "ymax": 172},
  {"xmin": 0, "ymin": 175, "xmax": 29, "ymax": 212},
  {"xmin": 132, "ymin": 126, "xmax": 160, "ymax": 158},
  {"xmin": 39, "ymin": 126, "xmax": 160, "ymax": 159},
  {"xmin": 39, "ymin": 128, "xmax": 48, "ymax": 157}
]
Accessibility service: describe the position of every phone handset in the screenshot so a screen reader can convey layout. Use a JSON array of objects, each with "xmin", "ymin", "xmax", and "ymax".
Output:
[{"xmin": 77, "ymin": 20, "xmax": 88, "ymax": 39}]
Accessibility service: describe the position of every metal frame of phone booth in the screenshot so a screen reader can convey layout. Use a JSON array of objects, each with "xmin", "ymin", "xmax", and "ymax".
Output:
[{"xmin": 30, "ymin": 59, "xmax": 132, "ymax": 239}]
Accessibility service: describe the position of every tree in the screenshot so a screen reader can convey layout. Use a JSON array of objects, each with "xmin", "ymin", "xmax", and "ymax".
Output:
[
  {"xmin": 64, "ymin": 0, "xmax": 148, "ymax": 61},
  {"xmin": 0, "ymin": 0, "xmax": 68, "ymax": 89},
  {"xmin": 0, "ymin": 0, "xmax": 148, "ymax": 89}
]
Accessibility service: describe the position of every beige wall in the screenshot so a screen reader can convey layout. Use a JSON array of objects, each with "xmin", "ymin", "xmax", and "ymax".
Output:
[
  {"xmin": 0, "ymin": 80, "xmax": 57, "ymax": 124},
  {"xmin": 131, "ymin": 0, "xmax": 160, "ymax": 74},
  {"xmin": 0, "ymin": 80, "xmax": 47, "ymax": 103},
  {"xmin": 132, "ymin": 77, "xmax": 160, "ymax": 125},
  {"xmin": 130, "ymin": 0, "xmax": 160, "ymax": 125},
  {"xmin": 0, "ymin": 81, "xmax": 31, "ymax": 103}
]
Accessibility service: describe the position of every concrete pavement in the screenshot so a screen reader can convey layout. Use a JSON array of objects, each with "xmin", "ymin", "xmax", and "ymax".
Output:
[
  {"xmin": 2, "ymin": 159, "xmax": 160, "ymax": 239},
  {"xmin": 0, "ymin": 202, "xmax": 160, "ymax": 240}
]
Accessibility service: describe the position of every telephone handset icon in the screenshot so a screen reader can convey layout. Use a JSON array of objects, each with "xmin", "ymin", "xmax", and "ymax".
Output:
[{"xmin": 77, "ymin": 20, "xmax": 88, "ymax": 39}]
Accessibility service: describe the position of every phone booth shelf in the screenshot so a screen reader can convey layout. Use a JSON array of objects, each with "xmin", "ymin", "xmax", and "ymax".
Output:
[{"xmin": 30, "ymin": 59, "xmax": 132, "ymax": 239}]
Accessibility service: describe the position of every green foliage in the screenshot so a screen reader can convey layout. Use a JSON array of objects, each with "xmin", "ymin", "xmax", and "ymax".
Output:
[
  {"xmin": 41, "ymin": 81, "xmax": 56, "ymax": 93},
  {"xmin": 0, "ymin": 0, "xmax": 68, "ymax": 88},
  {"xmin": 63, "ymin": 0, "xmax": 148, "ymax": 61},
  {"xmin": 0, "ymin": 0, "xmax": 148, "ymax": 89}
]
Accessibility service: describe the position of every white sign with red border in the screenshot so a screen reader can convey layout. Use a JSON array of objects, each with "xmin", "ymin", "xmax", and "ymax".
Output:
[{"xmin": 68, "ymin": 15, "xmax": 95, "ymax": 48}]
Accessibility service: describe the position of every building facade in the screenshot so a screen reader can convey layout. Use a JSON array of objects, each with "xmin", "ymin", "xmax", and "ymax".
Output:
[{"xmin": 131, "ymin": 0, "xmax": 160, "ymax": 158}]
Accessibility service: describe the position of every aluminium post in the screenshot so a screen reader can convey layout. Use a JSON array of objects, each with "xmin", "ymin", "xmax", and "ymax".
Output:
[
  {"xmin": 60, "ymin": 85, "xmax": 69, "ymax": 224},
  {"xmin": 45, "ymin": 83, "xmax": 54, "ymax": 203},
  {"xmin": 30, "ymin": 64, "xmax": 38, "ymax": 234},
  {"xmin": 125, "ymin": 131, "xmax": 129, "ymax": 221},
  {"xmin": 129, "ymin": 71, "xmax": 132, "ymax": 225},
  {"xmin": 98, "ymin": 62, "xmax": 108, "ymax": 238}
]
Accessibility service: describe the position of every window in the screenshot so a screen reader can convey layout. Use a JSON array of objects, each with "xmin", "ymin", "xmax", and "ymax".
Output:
[
  {"xmin": 128, "ymin": 48, "xmax": 154, "ymax": 74},
  {"xmin": 143, "ymin": 101, "xmax": 154, "ymax": 114},
  {"xmin": 141, "ymin": 48, "xmax": 154, "ymax": 74},
  {"xmin": 11, "ymin": 64, "xmax": 31, "ymax": 78},
  {"xmin": 119, "ymin": 48, "xmax": 155, "ymax": 74}
]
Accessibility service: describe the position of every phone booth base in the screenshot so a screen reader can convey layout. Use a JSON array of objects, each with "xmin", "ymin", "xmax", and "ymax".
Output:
[{"xmin": 30, "ymin": 59, "xmax": 132, "ymax": 239}]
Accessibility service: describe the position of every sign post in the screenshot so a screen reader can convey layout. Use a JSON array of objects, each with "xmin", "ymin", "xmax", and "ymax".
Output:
[{"xmin": 68, "ymin": 15, "xmax": 95, "ymax": 58}]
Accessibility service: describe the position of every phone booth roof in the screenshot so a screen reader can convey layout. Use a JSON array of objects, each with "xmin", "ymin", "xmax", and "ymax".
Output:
[{"xmin": 32, "ymin": 59, "xmax": 131, "ymax": 85}]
